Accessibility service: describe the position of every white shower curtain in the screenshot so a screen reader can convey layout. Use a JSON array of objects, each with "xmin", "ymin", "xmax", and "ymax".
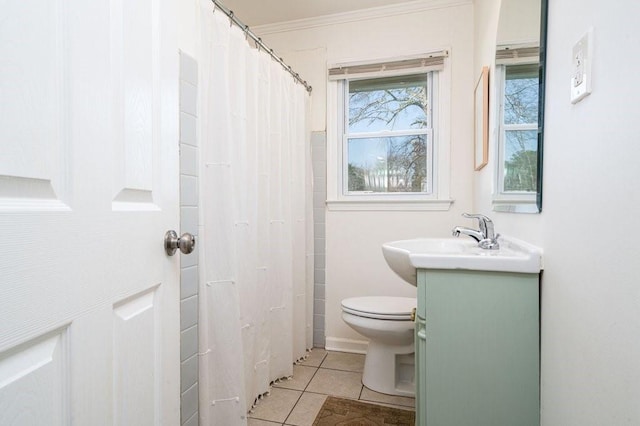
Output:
[{"xmin": 198, "ymin": 4, "xmax": 314, "ymax": 425}]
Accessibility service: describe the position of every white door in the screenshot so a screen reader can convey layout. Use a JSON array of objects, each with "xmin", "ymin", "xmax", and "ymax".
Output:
[{"xmin": 0, "ymin": 0, "xmax": 181, "ymax": 424}]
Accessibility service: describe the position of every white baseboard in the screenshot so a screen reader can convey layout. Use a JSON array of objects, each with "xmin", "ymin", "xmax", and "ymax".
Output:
[{"xmin": 325, "ymin": 336, "xmax": 369, "ymax": 354}]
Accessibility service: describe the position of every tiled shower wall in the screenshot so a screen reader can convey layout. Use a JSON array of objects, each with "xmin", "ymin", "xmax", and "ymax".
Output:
[
  {"xmin": 179, "ymin": 51, "xmax": 199, "ymax": 426},
  {"xmin": 312, "ymin": 132, "xmax": 327, "ymax": 348}
]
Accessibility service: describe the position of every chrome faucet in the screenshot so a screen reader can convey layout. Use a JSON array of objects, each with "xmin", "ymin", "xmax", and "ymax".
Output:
[{"xmin": 452, "ymin": 213, "xmax": 500, "ymax": 250}]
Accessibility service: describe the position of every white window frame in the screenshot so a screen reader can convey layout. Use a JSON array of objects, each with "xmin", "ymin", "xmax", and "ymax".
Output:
[
  {"xmin": 340, "ymin": 73, "xmax": 434, "ymax": 197},
  {"xmin": 326, "ymin": 58, "xmax": 452, "ymax": 212},
  {"xmin": 493, "ymin": 62, "xmax": 538, "ymax": 213}
]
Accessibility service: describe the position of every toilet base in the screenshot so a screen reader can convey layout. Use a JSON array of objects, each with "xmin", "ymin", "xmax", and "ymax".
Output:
[{"xmin": 362, "ymin": 341, "xmax": 415, "ymax": 397}]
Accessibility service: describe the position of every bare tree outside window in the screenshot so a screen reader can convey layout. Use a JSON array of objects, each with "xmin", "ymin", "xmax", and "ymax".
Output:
[
  {"xmin": 503, "ymin": 64, "xmax": 539, "ymax": 192},
  {"xmin": 346, "ymin": 74, "xmax": 431, "ymax": 193}
]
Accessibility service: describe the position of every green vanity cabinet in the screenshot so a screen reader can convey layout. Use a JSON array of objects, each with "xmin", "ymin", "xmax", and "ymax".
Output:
[
  {"xmin": 415, "ymin": 269, "xmax": 540, "ymax": 426},
  {"xmin": 415, "ymin": 314, "xmax": 428, "ymax": 426}
]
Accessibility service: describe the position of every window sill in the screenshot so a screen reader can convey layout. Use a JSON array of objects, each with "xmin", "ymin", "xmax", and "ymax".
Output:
[
  {"xmin": 326, "ymin": 199, "xmax": 454, "ymax": 211},
  {"xmin": 492, "ymin": 198, "xmax": 538, "ymax": 214}
]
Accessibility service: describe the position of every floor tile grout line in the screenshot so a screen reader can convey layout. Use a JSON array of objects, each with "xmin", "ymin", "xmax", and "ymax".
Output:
[
  {"xmin": 282, "ymin": 358, "xmax": 323, "ymax": 426},
  {"xmin": 302, "ymin": 365, "xmax": 321, "ymax": 393},
  {"xmin": 249, "ymin": 387, "xmax": 303, "ymax": 424},
  {"xmin": 286, "ymin": 351, "xmax": 357, "ymax": 426},
  {"xmin": 317, "ymin": 366, "xmax": 364, "ymax": 373},
  {"xmin": 282, "ymin": 353, "xmax": 327, "ymax": 425},
  {"xmin": 282, "ymin": 390, "xmax": 304, "ymax": 426},
  {"xmin": 254, "ymin": 350, "xmax": 415, "ymax": 425},
  {"xmin": 265, "ymin": 351, "xmax": 326, "ymax": 425},
  {"xmin": 316, "ymin": 351, "xmax": 328, "ymax": 368}
]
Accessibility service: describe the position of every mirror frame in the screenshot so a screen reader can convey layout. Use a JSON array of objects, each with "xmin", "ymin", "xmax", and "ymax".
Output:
[{"xmin": 536, "ymin": 0, "xmax": 548, "ymax": 212}]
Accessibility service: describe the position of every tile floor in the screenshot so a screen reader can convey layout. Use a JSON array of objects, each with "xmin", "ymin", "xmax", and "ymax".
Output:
[{"xmin": 247, "ymin": 349, "xmax": 415, "ymax": 426}]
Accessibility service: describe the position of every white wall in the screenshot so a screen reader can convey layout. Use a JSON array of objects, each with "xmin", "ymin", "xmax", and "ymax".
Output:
[
  {"xmin": 539, "ymin": 1, "xmax": 640, "ymax": 423},
  {"xmin": 177, "ymin": 0, "xmax": 200, "ymax": 59},
  {"xmin": 496, "ymin": 0, "xmax": 540, "ymax": 46},
  {"xmin": 474, "ymin": 0, "xmax": 640, "ymax": 423},
  {"xmin": 258, "ymin": 3, "xmax": 475, "ymax": 349}
]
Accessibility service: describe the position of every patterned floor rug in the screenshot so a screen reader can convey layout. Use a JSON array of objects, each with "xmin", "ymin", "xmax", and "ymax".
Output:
[{"xmin": 313, "ymin": 396, "xmax": 415, "ymax": 426}]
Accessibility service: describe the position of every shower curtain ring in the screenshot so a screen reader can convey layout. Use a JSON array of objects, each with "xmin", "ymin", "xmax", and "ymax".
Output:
[
  {"xmin": 244, "ymin": 25, "xmax": 250, "ymax": 40},
  {"xmin": 228, "ymin": 10, "xmax": 234, "ymax": 27}
]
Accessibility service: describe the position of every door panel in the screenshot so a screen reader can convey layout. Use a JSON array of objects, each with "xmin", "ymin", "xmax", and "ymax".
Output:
[
  {"xmin": 112, "ymin": 0, "xmax": 158, "ymax": 206},
  {"xmin": 0, "ymin": 329, "xmax": 69, "ymax": 425},
  {"xmin": 0, "ymin": 0, "xmax": 69, "ymax": 209},
  {"xmin": 113, "ymin": 287, "xmax": 160, "ymax": 425},
  {"xmin": 0, "ymin": 0, "xmax": 180, "ymax": 423}
]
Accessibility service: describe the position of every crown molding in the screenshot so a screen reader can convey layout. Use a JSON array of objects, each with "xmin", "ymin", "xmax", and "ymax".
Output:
[{"xmin": 252, "ymin": 0, "xmax": 473, "ymax": 36}]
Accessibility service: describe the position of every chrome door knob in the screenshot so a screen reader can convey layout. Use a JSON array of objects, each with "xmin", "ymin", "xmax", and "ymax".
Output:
[{"xmin": 164, "ymin": 230, "xmax": 196, "ymax": 256}]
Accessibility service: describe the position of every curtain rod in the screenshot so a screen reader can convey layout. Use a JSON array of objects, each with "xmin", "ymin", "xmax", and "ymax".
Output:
[{"xmin": 211, "ymin": 0, "xmax": 312, "ymax": 93}]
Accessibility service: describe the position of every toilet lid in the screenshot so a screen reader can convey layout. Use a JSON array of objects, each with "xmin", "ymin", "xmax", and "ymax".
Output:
[{"xmin": 342, "ymin": 296, "xmax": 416, "ymax": 320}]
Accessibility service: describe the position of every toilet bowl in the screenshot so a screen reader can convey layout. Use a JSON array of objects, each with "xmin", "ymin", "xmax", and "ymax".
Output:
[{"xmin": 341, "ymin": 296, "xmax": 416, "ymax": 397}]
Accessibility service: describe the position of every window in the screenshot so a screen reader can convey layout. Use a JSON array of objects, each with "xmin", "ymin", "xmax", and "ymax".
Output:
[
  {"xmin": 343, "ymin": 74, "xmax": 434, "ymax": 196},
  {"xmin": 326, "ymin": 52, "xmax": 452, "ymax": 211},
  {"xmin": 497, "ymin": 63, "xmax": 539, "ymax": 196}
]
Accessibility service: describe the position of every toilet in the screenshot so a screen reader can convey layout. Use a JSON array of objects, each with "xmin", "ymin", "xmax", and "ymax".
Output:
[{"xmin": 341, "ymin": 296, "xmax": 416, "ymax": 397}]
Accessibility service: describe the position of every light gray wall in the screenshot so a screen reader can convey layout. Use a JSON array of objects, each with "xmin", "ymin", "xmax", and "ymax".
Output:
[
  {"xmin": 179, "ymin": 51, "xmax": 199, "ymax": 426},
  {"xmin": 311, "ymin": 132, "xmax": 327, "ymax": 347}
]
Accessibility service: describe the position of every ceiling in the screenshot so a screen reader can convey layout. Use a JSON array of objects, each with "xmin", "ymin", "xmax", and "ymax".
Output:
[{"xmin": 219, "ymin": 0, "xmax": 417, "ymax": 27}]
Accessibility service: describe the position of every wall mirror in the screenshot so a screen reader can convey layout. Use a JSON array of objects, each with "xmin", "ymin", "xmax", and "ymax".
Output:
[{"xmin": 492, "ymin": 0, "xmax": 548, "ymax": 213}]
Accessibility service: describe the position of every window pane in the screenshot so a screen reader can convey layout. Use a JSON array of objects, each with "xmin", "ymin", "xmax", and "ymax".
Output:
[
  {"xmin": 347, "ymin": 135, "xmax": 427, "ymax": 193},
  {"xmin": 348, "ymin": 75, "xmax": 428, "ymax": 133},
  {"xmin": 504, "ymin": 130, "xmax": 537, "ymax": 192},
  {"xmin": 504, "ymin": 64, "xmax": 539, "ymax": 125}
]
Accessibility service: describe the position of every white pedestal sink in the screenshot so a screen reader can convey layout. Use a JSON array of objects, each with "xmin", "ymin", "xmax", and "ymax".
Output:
[{"xmin": 382, "ymin": 236, "xmax": 543, "ymax": 286}]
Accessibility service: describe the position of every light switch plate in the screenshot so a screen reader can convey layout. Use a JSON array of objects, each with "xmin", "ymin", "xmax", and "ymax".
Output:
[{"xmin": 571, "ymin": 28, "xmax": 593, "ymax": 104}]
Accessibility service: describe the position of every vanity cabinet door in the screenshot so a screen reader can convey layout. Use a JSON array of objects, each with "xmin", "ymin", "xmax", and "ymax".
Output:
[
  {"xmin": 415, "ymin": 315, "xmax": 427, "ymax": 426},
  {"xmin": 417, "ymin": 269, "xmax": 539, "ymax": 426}
]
